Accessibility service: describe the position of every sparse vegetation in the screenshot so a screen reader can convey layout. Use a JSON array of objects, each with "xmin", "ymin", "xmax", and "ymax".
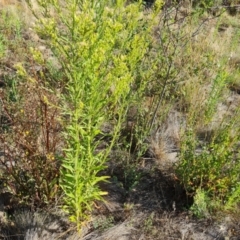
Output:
[{"xmin": 0, "ymin": 0, "xmax": 240, "ymax": 239}]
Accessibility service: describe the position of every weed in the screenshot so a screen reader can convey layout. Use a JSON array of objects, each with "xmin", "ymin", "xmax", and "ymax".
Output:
[
  {"xmin": 161, "ymin": 3, "xmax": 240, "ymax": 216},
  {"xmin": 92, "ymin": 215, "xmax": 115, "ymax": 232},
  {"xmin": 0, "ymin": 18, "xmax": 62, "ymax": 206},
  {"xmin": 190, "ymin": 188, "xmax": 211, "ymax": 218},
  {"xmin": 0, "ymin": 64, "xmax": 62, "ymax": 206},
  {"xmin": 176, "ymin": 105, "xmax": 240, "ymax": 213},
  {"xmin": 26, "ymin": 0, "xmax": 163, "ymax": 230},
  {"xmin": 144, "ymin": 212, "xmax": 155, "ymax": 233},
  {"xmin": 0, "ymin": 0, "xmax": 240, "ymax": 236}
]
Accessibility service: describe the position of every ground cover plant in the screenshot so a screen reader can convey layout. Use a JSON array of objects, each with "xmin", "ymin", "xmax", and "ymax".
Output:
[{"xmin": 0, "ymin": 0, "xmax": 240, "ymax": 239}]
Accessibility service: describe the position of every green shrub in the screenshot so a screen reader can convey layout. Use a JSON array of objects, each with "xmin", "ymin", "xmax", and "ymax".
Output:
[
  {"xmin": 176, "ymin": 89, "xmax": 240, "ymax": 214},
  {"xmin": 173, "ymin": 10, "xmax": 240, "ymax": 215},
  {"xmin": 27, "ymin": 0, "xmax": 162, "ymax": 229}
]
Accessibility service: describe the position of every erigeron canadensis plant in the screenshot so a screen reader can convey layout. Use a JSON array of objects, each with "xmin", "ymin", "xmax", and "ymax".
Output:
[{"xmin": 26, "ymin": 0, "xmax": 162, "ymax": 230}]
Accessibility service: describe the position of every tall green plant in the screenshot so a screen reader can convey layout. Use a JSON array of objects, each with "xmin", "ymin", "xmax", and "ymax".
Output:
[{"xmin": 28, "ymin": 0, "xmax": 161, "ymax": 229}]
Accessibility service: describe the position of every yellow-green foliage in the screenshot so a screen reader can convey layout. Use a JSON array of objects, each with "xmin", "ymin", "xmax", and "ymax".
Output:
[{"xmin": 28, "ymin": 0, "xmax": 162, "ymax": 230}]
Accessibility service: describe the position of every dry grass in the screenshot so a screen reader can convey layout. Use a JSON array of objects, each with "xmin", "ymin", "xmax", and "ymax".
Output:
[{"xmin": 169, "ymin": 10, "xmax": 240, "ymax": 130}]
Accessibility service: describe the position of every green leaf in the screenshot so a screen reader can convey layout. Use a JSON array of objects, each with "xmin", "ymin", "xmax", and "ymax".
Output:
[{"xmin": 61, "ymin": 164, "xmax": 74, "ymax": 172}]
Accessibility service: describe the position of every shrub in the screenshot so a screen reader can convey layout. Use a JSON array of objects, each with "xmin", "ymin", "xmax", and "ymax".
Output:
[
  {"xmin": 172, "ymin": 4, "xmax": 240, "ymax": 215},
  {"xmin": 176, "ymin": 64, "xmax": 240, "ymax": 214},
  {"xmin": 27, "ymin": 0, "xmax": 162, "ymax": 229}
]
